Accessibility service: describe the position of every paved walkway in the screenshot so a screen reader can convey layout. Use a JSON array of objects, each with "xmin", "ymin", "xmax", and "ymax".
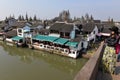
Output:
[
  {"xmin": 97, "ymin": 62, "xmax": 120, "ymax": 80},
  {"xmin": 112, "ymin": 62, "xmax": 120, "ymax": 80}
]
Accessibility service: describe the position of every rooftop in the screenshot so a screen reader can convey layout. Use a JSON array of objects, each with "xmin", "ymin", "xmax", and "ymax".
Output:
[{"xmin": 50, "ymin": 22, "xmax": 74, "ymax": 33}]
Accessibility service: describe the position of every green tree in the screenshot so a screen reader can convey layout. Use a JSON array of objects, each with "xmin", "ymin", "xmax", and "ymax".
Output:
[
  {"xmin": 18, "ymin": 15, "xmax": 22, "ymax": 21},
  {"xmin": 21, "ymin": 16, "xmax": 25, "ymax": 21},
  {"xmin": 111, "ymin": 18, "xmax": 115, "ymax": 26},
  {"xmin": 85, "ymin": 13, "xmax": 89, "ymax": 21},
  {"xmin": 5, "ymin": 17, "xmax": 8, "ymax": 21},
  {"xmin": 33, "ymin": 15, "xmax": 37, "ymax": 21},
  {"xmin": 29, "ymin": 17, "xmax": 32, "ymax": 21},
  {"xmin": 90, "ymin": 15, "xmax": 94, "ymax": 21},
  {"xmin": 26, "ymin": 13, "xmax": 28, "ymax": 21},
  {"xmin": 81, "ymin": 16, "xmax": 85, "ymax": 23}
]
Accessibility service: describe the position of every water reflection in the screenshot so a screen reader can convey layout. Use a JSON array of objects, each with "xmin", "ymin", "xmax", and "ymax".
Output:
[{"xmin": 0, "ymin": 42, "xmax": 88, "ymax": 80}]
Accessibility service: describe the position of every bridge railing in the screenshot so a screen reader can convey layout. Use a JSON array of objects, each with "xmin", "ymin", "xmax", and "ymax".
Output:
[{"xmin": 74, "ymin": 42, "xmax": 105, "ymax": 80}]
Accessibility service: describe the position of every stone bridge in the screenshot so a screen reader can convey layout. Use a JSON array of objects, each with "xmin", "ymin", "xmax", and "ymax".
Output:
[{"xmin": 74, "ymin": 42, "xmax": 120, "ymax": 80}]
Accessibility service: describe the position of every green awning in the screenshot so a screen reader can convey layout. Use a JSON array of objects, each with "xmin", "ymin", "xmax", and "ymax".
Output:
[
  {"xmin": 65, "ymin": 42, "xmax": 79, "ymax": 48},
  {"xmin": 33, "ymin": 35, "xmax": 58, "ymax": 42},
  {"xmin": 53, "ymin": 38, "xmax": 69, "ymax": 45},
  {"xmin": 33, "ymin": 35, "xmax": 46, "ymax": 41},
  {"xmin": 45, "ymin": 36, "xmax": 58, "ymax": 42},
  {"xmin": 11, "ymin": 36, "xmax": 23, "ymax": 41}
]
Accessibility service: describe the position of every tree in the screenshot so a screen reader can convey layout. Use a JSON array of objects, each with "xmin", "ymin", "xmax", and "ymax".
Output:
[
  {"xmin": 21, "ymin": 15, "xmax": 25, "ymax": 21},
  {"xmin": 85, "ymin": 13, "xmax": 89, "ymax": 21},
  {"xmin": 81, "ymin": 16, "xmax": 85, "ymax": 23},
  {"xmin": 110, "ymin": 18, "xmax": 115, "ymax": 26},
  {"xmin": 29, "ymin": 17, "xmax": 32, "ymax": 21},
  {"xmin": 5, "ymin": 17, "xmax": 8, "ymax": 21},
  {"xmin": 18, "ymin": 15, "xmax": 22, "ymax": 21},
  {"xmin": 43, "ymin": 20, "xmax": 47, "ymax": 29},
  {"xmin": 60, "ymin": 10, "xmax": 70, "ymax": 22},
  {"xmin": 9, "ymin": 14, "xmax": 12, "ymax": 18},
  {"xmin": 74, "ymin": 16, "xmax": 77, "ymax": 21},
  {"xmin": 111, "ymin": 18, "xmax": 114, "ymax": 23},
  {"xmin": 26, "ymin": 13, "xmax": 28, "ymax": 21},
  {"xmin": 12, "ymin": 14, "xmax": 15, "ymax": 18},
  {"xmin": 90, "ymin": 15, "xmax": 94, "ymax": 21},
  {"xmin": 33, "ymin": 15, "xmax": 37, "ymax": 21},
  {"xmin": 108, "ymin": 17, "xmax": 111, "ymax": 23}
]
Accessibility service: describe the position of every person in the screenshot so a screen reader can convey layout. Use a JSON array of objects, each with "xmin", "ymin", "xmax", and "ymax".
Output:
[
  {"xmin": 102, "ymin": 26, "xmax": 119, "ymax": 74},
  {"xmin": 116, "ymin": 37, "xmax": 120, "ymax": 62}
]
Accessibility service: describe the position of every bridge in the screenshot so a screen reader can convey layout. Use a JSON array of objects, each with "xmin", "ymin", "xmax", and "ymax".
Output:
[{"xmin": 74, "ymin": 42, "xmax": 120, "ymax": 80}]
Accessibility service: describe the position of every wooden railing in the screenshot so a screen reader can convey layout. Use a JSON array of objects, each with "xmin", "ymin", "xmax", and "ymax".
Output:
[{"xmin": 74, "ymin": 42, "xmax": 105, "ymax": 80}]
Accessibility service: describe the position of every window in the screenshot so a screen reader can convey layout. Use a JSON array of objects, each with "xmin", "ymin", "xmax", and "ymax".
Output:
[
  {"xmin": 47, "ymin": 46, "xmax": 50, "ymax": 49},
  {"xmin": 44, "ymin": 45, "xmax": 46, "ymax": 48},
  {"xmin": 51, "ymin": 47, "xmax": 54, "ymax": 49},
  {"xmin": 65, "ymin": 33, "xmax": 70, "ymax": 36},
  {"xmin": 62, "ymin": 49, "xmax": 64, "ymax": 52},
  {"xmin": 81, "ymin": 42, "xmax": 84, "ymax": 47},
  {"xmin": 73, "ymin": 51, "xmax": 75, "ymax": 54},
  {"xmin": 59, "ymin": 48, "xmax": 64, "ymax": 51},
  {"xmin": 18, "ymin": 34, "xmax": 22, "ymax": 36},
  {"xmin": 40, "ymin": 45, "xmax": 43, "ymax": 47},
  {"xmin": 65, "ymin": 50, "xmax": 68, "ymax": 52},
  {"xmin": 56, "ymin": 48, "xmax": 59, "ymax": 50},
  {"xmin": 18, "ymin": 29, "xmax": 22, "ymax": 33}
]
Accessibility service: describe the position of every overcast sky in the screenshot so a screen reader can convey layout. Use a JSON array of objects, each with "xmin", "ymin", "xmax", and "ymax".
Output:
[{"xmin": 0, "ymin": 0, "xmax": 120, "ymax": 21}]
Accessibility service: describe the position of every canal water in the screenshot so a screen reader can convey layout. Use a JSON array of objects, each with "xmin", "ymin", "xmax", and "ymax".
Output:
[{"xmin": 0, "ymin": 42, "xmax": 88, "ymax": 80}]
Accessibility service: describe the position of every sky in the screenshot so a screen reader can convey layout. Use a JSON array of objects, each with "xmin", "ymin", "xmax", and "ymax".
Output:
[{"xmin": 0, "ymin": 0, "xmax": 120, "ymax": 21}]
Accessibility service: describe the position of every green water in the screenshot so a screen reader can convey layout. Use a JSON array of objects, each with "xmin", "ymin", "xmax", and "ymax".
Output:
[{"xmin": 0, "ymin": 42, "xmax": 88, "ymax": 80}]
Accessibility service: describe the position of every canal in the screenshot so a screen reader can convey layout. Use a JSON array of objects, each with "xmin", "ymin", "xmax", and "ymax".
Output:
[{"xmin": 0, "ymin": 42, "xmax": 88, "ymax": 80}]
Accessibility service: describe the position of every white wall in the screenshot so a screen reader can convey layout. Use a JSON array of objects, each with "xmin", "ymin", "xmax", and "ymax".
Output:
[
  {"xmin": 6, "ymin": 38, "xmax": 13, "ymax": 43},
  {"xmin": 87, "ymin": 26, "xmax": 98, "ymax": 41},
  {"xmin": 77, "ymin": 40, "xmax": 88, "ymax": 50},
  {"xmin": 17, "ymin": 28, "xmax": 24, "ymax": 37},
  {"xmin": 77, "ymin": 42, "xmax": 82, "ymax": 51},
  {"xmin": 83, "ymin": 41, "xmax": 88, "ymax": 49},
  {"xmin": 49, "ymin": 34, "xmax": 60, "ymax": 37}
]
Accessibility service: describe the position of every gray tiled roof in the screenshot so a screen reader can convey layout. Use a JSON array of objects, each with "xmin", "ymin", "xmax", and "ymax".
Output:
[
  {"xmin": 82, "ymin": 23, "xmax": 95, "ymax": 32},
  {"xmin": 5, "ymin": 30, "xmax": 17, "ymax": 38},
  {"xmin": 11, "ymin": 22, "xmax": 26, "ymax": 28},
  {"xmin": 50, "ymin": 22, "xmax": 74, "ymax": 33}
]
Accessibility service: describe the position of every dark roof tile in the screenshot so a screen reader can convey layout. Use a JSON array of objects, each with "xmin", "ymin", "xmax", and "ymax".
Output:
[
  {"xmin": 82, "ymin": 23, "xmax": 95, "ymax": 32},
  {"xmin": 50, "ymin": 22, "xmax": 74, "ymax": 33},
  {"xmin": 5, "ymin": 30, "xmax": 17, "ymax": 38}
]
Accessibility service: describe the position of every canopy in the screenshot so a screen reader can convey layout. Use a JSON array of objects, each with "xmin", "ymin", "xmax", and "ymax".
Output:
[
  {"xmin": 33, "ymin": 35, "xmax": 47, "ymax": 41},
  {"xmin": 33, "ymin": 35, "xmax": 58, "ymax": 42},
  {"xmin": 11, "ymin": 36, "xmax": 23, "ymax": 41},
  {"xmin": 65, "ymin": 42, "xmax": 78, "ymax": 48},
  {"xmin": 45, "ymin": 36, "xmax": 58, "ymax": 42},
  {"xmin": 53, "ymin": 38, "xmax": 69, "ymax": 45}
]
